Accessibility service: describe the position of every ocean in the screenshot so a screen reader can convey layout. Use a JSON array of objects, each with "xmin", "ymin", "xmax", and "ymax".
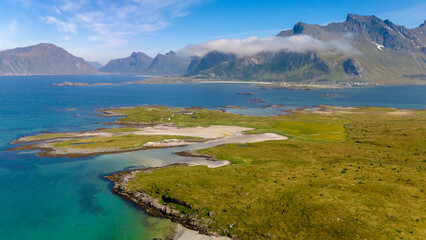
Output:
[{"xmin": 0, "ymin": 75, "xmax": 425, "ymax": 240}]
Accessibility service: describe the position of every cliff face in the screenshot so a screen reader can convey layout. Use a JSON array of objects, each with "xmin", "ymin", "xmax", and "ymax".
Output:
[{"xmin": 0, "ymin": 43, "xmax": 98, "ymax": 75}]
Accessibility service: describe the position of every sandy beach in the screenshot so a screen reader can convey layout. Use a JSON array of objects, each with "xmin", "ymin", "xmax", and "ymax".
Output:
[
  {"xmin": 10, "ymin": 125, "xmax": 287, "ymax": 158},
  {"xmin": 174, "ymin": 225, "xmax": 231, "ymax": 240}
]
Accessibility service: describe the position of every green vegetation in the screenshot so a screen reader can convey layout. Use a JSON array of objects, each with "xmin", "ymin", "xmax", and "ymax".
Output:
[
  {"xmin": 102, "ymin": 127, "xmax": 141, "ymax": 133},
  {"xmin": 272, "ymin": 121, "xmax": 346, "ymax": 141},
  {"xmin": 125, "ymin": 107, "xmax": 426, "ymax": 239},
  {"xmin": 112, "ymin": 106, "xmax": 350, "ymax": 142},
  {"xmin": 54, "ymin": 135, "xmax": 197, "ymax": 151},
  {"xmin": 21, "ymin": 133, "xmax": 75, "ymax": 141}
]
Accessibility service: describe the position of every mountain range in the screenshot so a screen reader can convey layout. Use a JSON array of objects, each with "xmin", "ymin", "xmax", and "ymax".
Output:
[
  {"xmin": 99, "ymin": 51, "xmax": 188, "ymax": 75},
  {"xmin": 186, "ymin": 14, "xmax": 426, "ymax": 84},
  {"xmin": 0, "ymin": 14, "xmax": 424, "ymax": 84}
]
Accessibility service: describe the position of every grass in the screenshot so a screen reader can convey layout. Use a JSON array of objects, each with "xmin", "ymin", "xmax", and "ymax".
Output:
[
  {"xmin": 54, "ymin": 135, "xmax": 198, "ymax": 150},
  {"xmin": 112, "ymin": 106, "xmax": 350, "ymax": 142},
  {"xmin": 272, "ymin": 121, "xmax": 346, "ymax": 141},
  {"xmin": 22, "ymin": 133, "xmax": 74, "ymax": 141},
  {"xmin": 125, "ymin": 107, "xmax": 426, "ymax": 239},
  {"xmin": 102, "ymin": 127, "xmax": 141, "ymax": 133}
]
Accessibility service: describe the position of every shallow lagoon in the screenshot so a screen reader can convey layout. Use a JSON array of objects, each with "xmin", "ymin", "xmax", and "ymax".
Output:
[{"xmin": 0, "ymin": 75, "xmax": 425, "ymax": 239}]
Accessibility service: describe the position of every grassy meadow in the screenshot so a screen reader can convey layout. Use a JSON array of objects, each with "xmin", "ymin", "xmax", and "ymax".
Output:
[
  {"xmin": 112, "ymin": 106, "xmax": 349, "ymax": 141},
  {"xmin": 121, "ymin": 106, "xmax": 425, "ymax": 239}
]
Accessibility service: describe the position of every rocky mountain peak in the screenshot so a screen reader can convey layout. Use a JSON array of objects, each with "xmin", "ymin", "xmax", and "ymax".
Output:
[
  {"xmin": 416, "ymin": 20, "xmax": 426, "ymax": 29},
  {"xmin": 293, "ymin": 22, "xmax": 308, "ymax": 34},
  {"xmin": 166, "ymin": 51, "xmax": 176, "ymax": 56},
  {"xmin": 345, "ymin": 13, "xmax": 381, "ymax": 23}
]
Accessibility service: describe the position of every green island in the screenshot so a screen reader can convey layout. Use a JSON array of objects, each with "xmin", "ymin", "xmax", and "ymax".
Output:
[{"xmin": 10, "ymin": 106, "xmax": 426, "ymax": 239}]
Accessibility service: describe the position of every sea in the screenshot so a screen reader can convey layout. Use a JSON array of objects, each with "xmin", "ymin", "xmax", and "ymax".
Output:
[{"xmin": 0, "ymin": 75, "xmax": 425, "ymax": 240}]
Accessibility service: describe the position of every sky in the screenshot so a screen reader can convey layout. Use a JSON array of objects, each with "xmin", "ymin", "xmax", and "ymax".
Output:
[{"xmin": 0, "ymin": 0, "xmax": 425, "ymax": 64}]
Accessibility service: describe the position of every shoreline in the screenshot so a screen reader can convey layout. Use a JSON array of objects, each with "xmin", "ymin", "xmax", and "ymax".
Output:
[
  {"xmin": 104, "ymin": 151, "xmax": 236, "ymax": 239},
  {"xmin": 9, "ymin": 122, "xmax": 286, "ymax": 158},
  {"xmin": 46, "ymin": 76, "xmax": 416, "ymax": 89},
  {"xmin": 7, "ymin": 139, "xmax": 199, "ymax": 158}
]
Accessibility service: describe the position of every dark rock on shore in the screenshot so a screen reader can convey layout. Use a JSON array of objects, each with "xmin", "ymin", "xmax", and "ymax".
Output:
[{"xmin": 104, "ymin": 168, "xmax": 227, "ymax": 238}]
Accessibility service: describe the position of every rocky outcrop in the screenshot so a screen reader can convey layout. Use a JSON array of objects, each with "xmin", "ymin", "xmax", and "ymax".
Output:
[{"xmin": 343, "ymin": 58, "xmax": 365, "ymax": 78}]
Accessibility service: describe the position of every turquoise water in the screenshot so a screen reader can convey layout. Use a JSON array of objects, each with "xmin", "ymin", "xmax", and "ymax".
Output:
[{"xmin": 0, "ymin": 75, "xmax": 425, "ymax": 240}]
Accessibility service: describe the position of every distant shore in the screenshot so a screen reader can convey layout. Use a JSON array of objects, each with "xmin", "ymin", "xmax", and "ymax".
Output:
[{"xmin": 50, "ymin": 76, "xmax": 377, "ymax": 90}]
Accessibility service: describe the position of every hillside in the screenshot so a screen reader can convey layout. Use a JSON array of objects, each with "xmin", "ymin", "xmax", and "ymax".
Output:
[
  {"xmin": 146, "ymin": 51, "xmax": 189, "ymax": 75},
  {"xmin": 99, "ymin": 52, "xmax": 153, "ymax": 74},
  {"xmin": 100, "ymin": 51, "xmax": 188, "ymax": 75},
  {"xmin": 188, "ymin": 14, "xmax": 426, "ymax": 84},
  {"xmin": 0, "ymin": 43, "xmax": 98, "ymax": 75}
]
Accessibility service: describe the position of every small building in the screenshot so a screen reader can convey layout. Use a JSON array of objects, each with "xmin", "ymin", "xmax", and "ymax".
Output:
[{"xmin": 181, "ymin": 111, "xmax": 194, "ymax": 115}]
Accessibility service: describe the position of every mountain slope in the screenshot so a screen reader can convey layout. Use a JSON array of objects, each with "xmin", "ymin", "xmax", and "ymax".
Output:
[
  {"xmin": 146, "ymin": 51, "xmax": 188, "ymax": 75},
  {"xmin": 88, "ymin": 61, "xmax": 104, "ymax": 70},
  {"xmin": 277, "ymin": 14, "xmax": 426, "ymax": 83},
  {"xmin": 100, "ymin": 52, "xmax": 153, "ymax": 74},
  {"xmin": 189, "ymin": 14, "xmax": 425, "ymax": 84},
  {"xmin": 0, "ymin": 43, "xmax": 98, "ymax": 75},
  {"xmin": 186, "ymin": 51, "xmax": 237, "ymax": 76},
  {"xmin": 189, "ymin": 51, "xmax": 331, "ymax": 82}
]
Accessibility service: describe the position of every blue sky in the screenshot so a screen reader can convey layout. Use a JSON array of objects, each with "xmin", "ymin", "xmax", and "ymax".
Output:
[{"xmin": 1, "ymin": 0, "xmax": 425, "ymax": 64}]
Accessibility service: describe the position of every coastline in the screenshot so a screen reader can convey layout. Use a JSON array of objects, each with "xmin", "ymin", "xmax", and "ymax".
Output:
[
  {"xmin": 8, "ymin": 104, "xmax": 424, "ymax": 239},
  {"xmin": 8, "ymin": 121, "xmax": 286, "ymax": 158},
  {"xmin": 104, "ymin": 152, "xmax": 235, "ymax": 239},
  {"xmin": 47, "ymin": 76, "xmax": 391, "ymax": 89}
]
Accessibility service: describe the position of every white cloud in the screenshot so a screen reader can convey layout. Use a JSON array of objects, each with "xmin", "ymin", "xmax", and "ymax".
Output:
[
  {"xmin": 9, "ymin": 20, "xmax": 18, "ymax": 32},
  {"xmin": 54, "ymin": 6, "xmax": 61, "ymax": 15},
  {"xmin": 44, "ymin": 16, "xmax": 76, "ymax": 33},
  {"xmin": 208, "ymin": 29, "xmax": 284, "ymax": 40},
  {"xmin": 178, "ymin": 35, "xmax": 361, "ymax": 58},
  {"xmin": 60, "ymin": 0, "xmax": 86, "ymax": 12},
  {"xmin": 41, "ymin": 0, "xmax": 200, "ymax": 52}
]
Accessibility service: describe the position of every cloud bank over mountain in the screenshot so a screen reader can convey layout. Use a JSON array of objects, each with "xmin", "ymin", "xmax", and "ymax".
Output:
[{"xmin": 178, "ymin": 35, "xmax": 361, "ymax": 58}]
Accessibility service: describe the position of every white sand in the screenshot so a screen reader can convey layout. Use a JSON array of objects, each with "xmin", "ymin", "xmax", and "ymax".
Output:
[
  {"xmin": 133, "ymin": 125, "xmax": 252, "ymax": 139},
  {"xmin": 174, "ymin": 225, "xmax": 231, "ymax": 240},
  {"xmin": 31, "ymin": 125, "xmax": 287, "ymax": 157}
]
